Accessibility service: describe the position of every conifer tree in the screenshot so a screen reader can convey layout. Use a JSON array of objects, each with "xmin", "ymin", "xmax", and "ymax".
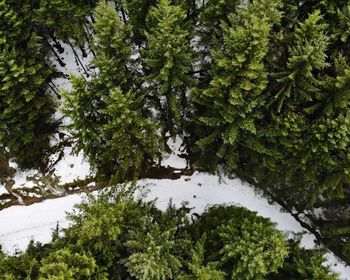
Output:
[
  {"xmin": 267, "ymin": 239, "xmax": 339, "ymax": 280},
  {"xmin": 39, "ymin": 249, "xmax": 98, "ymax": 280},
  {"xmin": 178, "ymin": 236, "xmax": 226, "ymax": 280},
  {"xmin": 143, "ymin": 0, "xmax": 195, "ymax": 142},
  {"xmin": 33, "ymin": 0, "xmax": 96, "ymax": 44},
  {"xmin": 124, "ymin": 222, "xmax": 182, "ymax": 280},
  {"xmin": 92, "ymin": 1, "xmax": 133, "ymax": 92},
  {"xmin": 198, "ymin": 0, "xmax": 240, "ymax": 42},
  {"xmin": 188, "ymin": 205, "xmax": 288, "ymax": 280},
  {"xmin": 219, "ymin": 218, "xmax": 287, "ymax": 280},
  {"xmin": 64, "ymin": 184, "xmax": 153, "ymax": 274},
  {"xmin": 271, "ymin": 10, "xmax": 329, "ymax": 112},
  {"xmin": 0, "ymin": 0, "xmax": 58, "ymax": 170},
  {"xmin": 125, "ymin": 0, "xmax": 157, "ymax": 44},
  {"xmin": 191, "ymin": 0, "xmax": 281, "ymax": 172},
  {"xmin": 63, "ymin": 2, "xmax": 160, "ymax": 180}
]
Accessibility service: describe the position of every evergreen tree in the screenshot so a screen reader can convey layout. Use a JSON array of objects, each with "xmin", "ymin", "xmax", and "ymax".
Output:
[
  {"xmin": 125, "ymin": 0, "xmax": 157, "ymax": 45},
  {"xmin": 191, "ymin": 0, "xmax": 282, "ymax": 172},
  {"xmin": 270, "ymin": 10, "xmax": 329, "ymax": 112},
  {"xmin": 250, "ymin": 12, "xmax": 349, "ymax": 209},
  {"xmin": 252, "ymin": 4, "xmax": 350, "ymax": 263},
  {"xmin": 64, "ymin": 184, "xmax": 154, "ymax": 275},
  {"xmin": 267, "ymin": 239, "xmax": 339, "ymax": 280},
  {"xmin": 143, "ymin": 0, "xmax": 195, "ymax": 142},
  {"xmin": 219, "ymin": 218, "xmax": 287, "ymax": 280},
  {"xmin": 189, "ymin": 205, "xmax": 287, "ymax": 280},
  {"xmin": 178, "ymin": 236, "xmax": 226, "ymax": 280},
  {"xmin": 63, "ymin": 2, "xmax": 160, "ymax": 180},
  {"xmin": 33, "ymin": 0, "xmax": 96, "ymax": 44},
  {"xmin": 0, "ymin": 191, "xmax": 341, "ymax": 279},
  {"xmin": 38, "ymin": 249, "xmax": 98, "ymax": 280},
  {"xmin": 32, "ymin": 0, "xmax": 97, "ymax": 66},
  {"xmin": 92, "ymin": 1, "xmax": 133, "ymax": 92},
  {"xmin": 198, "ymin": 0, "xmax": 240, "ymax": 42},
  {"xmin": 124, "ymin": 222, "xmax": 182, "ymax": 280},
  {"xmin": 0, "ymin": 0, "xmax": 58, "ymax": 170},
  {"xmin": 96, "ymin": 88, "xmax": 160, "ymax": 180}
]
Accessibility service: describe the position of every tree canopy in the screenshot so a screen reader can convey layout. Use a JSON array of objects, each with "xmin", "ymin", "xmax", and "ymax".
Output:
[{"xmin": 1, "ymin": 0, "xmax": 350, "ymax": 273}]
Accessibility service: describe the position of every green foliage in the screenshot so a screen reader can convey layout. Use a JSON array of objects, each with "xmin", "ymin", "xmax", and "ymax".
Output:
[
  {"xmin": 219, "ymin": 218, "xmax": 287, "ymax": 279},
  {"xmin": 191, "ymin": 0, "xmax": 282, "ymax": 172},
  {"xmin": 0, "ymin": 247, "xmax": 40, "ymax": 279},
  {"xmin": 177, "ymin": 236, "xmax": 226, "ymax": 280},
  {"xmin": 189, "ymin": 205, "xmax": 287, "ymax": 280},
  {"xmin": 63, "ymin": 2, "xmax": 161, "ymax": 180},
  {"xmin": 3, "ymin": 0, "xmax": 350, "ymax": 272},
  {"xmin": 38, "ymin": 248, "xmax": 97, "ymax": 280},
  {"xmin": 0, "ymin": 0, "xmax": 58, "ymax": 170},
  {"xmin": 186, "ymin": 0, "xmax": 350, "ymax": 265},
  {"xmin": 0, "ymin": 187, "xmax": 339, "ymax": 279},
  {"xmin": 93, "ymin": 1, "xmax": 133, "ymax": 92},
  {"xmin": 267, "ymin": 239, "xmax": 339, "ymax": 280},
  {"xmin": 143, "ymin": 0, "xmax": 195, "ymax": 138},
  {"xmin": 124, "ymin": 223, "xmax": 182, "ymax": 279},
  {"xmin": 33, "ymin": 0, "xmax": 96, "ymax": 45},
  {"xmin": 271, "ymin": 10, "xmax": 329, "ymax": 112},
  {"xmin": 63, "ymin": 184, "xmax": 153, "ymax": 271},
  {"xmin": 125, "ymin": 0, "xmax": 157, "ymax": 44}
]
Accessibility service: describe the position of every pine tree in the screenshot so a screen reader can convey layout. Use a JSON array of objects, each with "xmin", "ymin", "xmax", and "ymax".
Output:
[
  {"xmin": 143, "ymin": 0, "xmax": 195, "ymax": 142},
  {"xmin": 191, "ymin": 0, "xmax": 282, "ymax": 172}
]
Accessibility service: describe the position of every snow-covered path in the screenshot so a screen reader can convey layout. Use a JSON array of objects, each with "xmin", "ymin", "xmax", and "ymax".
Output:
[{"xmin": 1, "ymin": 171, "xmax": 349, "ymax": 279}]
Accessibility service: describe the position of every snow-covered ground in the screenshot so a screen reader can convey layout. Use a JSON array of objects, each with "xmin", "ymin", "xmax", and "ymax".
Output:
[{"xmin": 0, "ymin": 156, "xmax": 349, "ymax": 278}]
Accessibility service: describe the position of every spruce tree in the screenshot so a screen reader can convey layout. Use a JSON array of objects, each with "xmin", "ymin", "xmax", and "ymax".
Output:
[
  {"xmin": 143, "ymin": 0, "xmax": 195, "ymax": 142},
  {"xmin": 267, "ymin": 239, "xmax": 339, "ymax": 280},
  {"xmin": 178, "ymin": 236, "xmax": 226, "ymax": 280},
  {"xmin": 189, "ymin": 205, "xmax": 287, "ymax": 280},
  {"xmin": 33, "ymin": 0, "xmax": 97, "ymax": 60},
  {"xmin": 92, "ymin": 1, "xmax": 133, "ymax": 92},
  {"xmin": 124, "ymin": 222, "xmax": 182, "ymax": 280},
  {"xmin": 33, "ymin": 0, "xmax": 96, "ymax": 41},
  {"xmin": 219, "ymin": 218, "xmax": 287, "ymax": 280},
  {"xmin": 0, "ymin": 0, "xmax": 58, "ymax": 170},
  {"xmin": 39, "ymin": 249, "xmax": 98, "ymax": 280},
  {"xmin": 198, "ymin": 0, "xmax": 240, "ymax": 42},
  {"xmin": 63, "ymin": 2, "xmax": 160, "ymax": 180},
  {"xmin": 191, "ymin": 0, "xmax": 282, "ymax": 172},
  {"xmin": 270, "ymin": 10, "xmax": 329, "ymax": 112},
  {"xmin": 125, "ymin": 0, "xmax": 157, "ymax": 45}
]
